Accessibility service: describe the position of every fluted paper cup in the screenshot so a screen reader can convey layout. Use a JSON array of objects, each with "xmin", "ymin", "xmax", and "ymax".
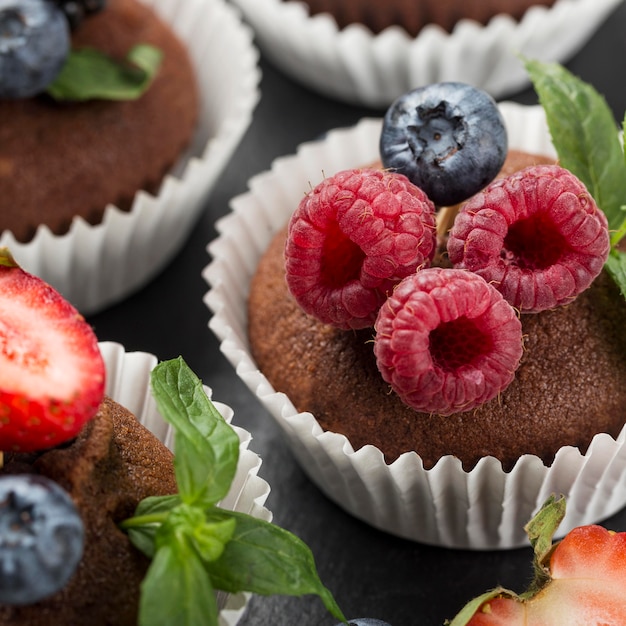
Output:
[
  {"xmin": 1, "ymin": 0, "xmax": 260, "ymax": 316},
  {"xmin": 230, "ymin": 0, "xmax": 620, "ymax": 107},
  {"xmin": 99, "ymin": 341, "xmax": 271, "ymax": 624},
  {"xmin": 203, "ymin": 103, "xmax": 626, "ymax": 549}
]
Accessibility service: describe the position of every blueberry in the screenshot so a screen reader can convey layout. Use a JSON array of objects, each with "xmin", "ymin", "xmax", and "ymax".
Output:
[
  {"xmin": 0, "ymin": 0, "xmax": 70, "ymax": 98},
  {"xmin": 380, "ymin": 82, "xmax": 507, "ymax": 207},
  {"xmin": 0, "ymin": 474, "xmax": 84, "ymax": 604}
]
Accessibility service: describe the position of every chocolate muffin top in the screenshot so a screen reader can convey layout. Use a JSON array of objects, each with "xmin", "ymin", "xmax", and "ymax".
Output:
[{"xmin": 0, "ymin": 0, "xmax": 199, "ymax": 242}]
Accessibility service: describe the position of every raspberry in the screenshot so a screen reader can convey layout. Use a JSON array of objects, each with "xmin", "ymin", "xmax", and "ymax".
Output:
[
  {"xmin": 373, "ymin": 267, "xmax": 523, "ymax": 415},
  {"xmin": 284, "ymin": 168, "xmax": 437, "ymax": 330},
  {"xmin": 447, "ymin": 164, "xmax": 610, "ymax": 313}
]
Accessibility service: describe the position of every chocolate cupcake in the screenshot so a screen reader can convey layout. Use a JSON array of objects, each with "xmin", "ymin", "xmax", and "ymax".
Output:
[
  {"xmin": 0, "ymin": 342, "xmax": 272, "ymax": 625},
  {"xmin": 0, "ymin": 0, "xmax": 260, "ymax": 314},
  {"xmin": 229, "ymin": 0, "xmax": 619, "ymax": 106},
  {"xmin": 0, "ymin": 0, "xmax": 199, "ymax": 244},
  {"xmin": 205, "ymin": 105, "xmax": 626, "ymax": 549}
]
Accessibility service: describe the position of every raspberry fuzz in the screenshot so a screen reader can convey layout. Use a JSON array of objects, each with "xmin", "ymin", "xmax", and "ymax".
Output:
[
  {"xmin": 285, "ymin": 168, "xmax": 437, "ymax": 329},
  {"xmin": 374, "ymin": 268, "xmax": 523, "ymax": 416},
  {"xmin": 447, "ymin": 164, "xmax": 610, "ymax": 313}
]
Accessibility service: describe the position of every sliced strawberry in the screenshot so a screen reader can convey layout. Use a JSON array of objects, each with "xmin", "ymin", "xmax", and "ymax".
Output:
[
  {"xmin": 451, "ymin": 497, "xmax": 626, "ymax": 625},
  {"xmin": 0, "ymin": 249, "xmax": 105, "ymax": 452}
]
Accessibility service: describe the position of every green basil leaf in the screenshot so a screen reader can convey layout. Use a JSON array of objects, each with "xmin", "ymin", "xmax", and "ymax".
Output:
[
  {"xmin": 605, "ymin": 249, "xmax": 626, "ymax": 299},
  {"xmin": 155, "ymin": 503, "xmax": 236, "ymax": 563},
  {"xmin": 205, "ymin": 509, "xmax": 347, "ymax": 622},
  {"xmin": 122, "ymin": 495, "xmax": 181, "ymax": 558},
  {"xmin": 610, "ymin": 212, "xmax": 626, "ymax": 248},
  {"xmin": 139, "ymin": 539, "xmax": 218, "ymax": 626},
  {"xmin": 525, "ymin": 58, "xmax": 626, "ymax": 232},
  {"xmin": 47, "ymin": 44, "xmax": 162, "ymax": 102},
  {"xmin": 133, "ymin": 494, "xmax": 181, "ymax": 516},
  {"xmin": 125, "ymin": 526, "xmax": 157, "ymax": 560},
  {"xmin": 150, "ymin": 358, "xmax": 240, "ymax": 508},
  {"xmin": 122, "ymin": 357, "xmax": 345, "ymax": 624},
  {"xmin": 191, "ymin": 517, "xmax": 236, "ymax": 563}
]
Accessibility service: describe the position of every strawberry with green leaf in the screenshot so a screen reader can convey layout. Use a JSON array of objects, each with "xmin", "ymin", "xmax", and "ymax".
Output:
[
  {"xmin": 121, "ymin": 357, "xmax": 347, "ymax": 626},
  {"xmin": 449, "ymin": 495, "xmax": 626, "ymax": 625},
  {"xmin": 525, "ymin": 58, "xmax": 626, "ymax": 299},
  {"xmin": 0, "ymin": 248, "xmax": 105, "ymax": 452}
]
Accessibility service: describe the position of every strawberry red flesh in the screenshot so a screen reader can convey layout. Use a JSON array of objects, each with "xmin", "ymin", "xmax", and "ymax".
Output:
[
  {"xmin": 284, "ymin": 167, "xmax": 437, "ymax": 330},
  {"xmin": 0, "ymin": 260, "xmax": 105, "ymax": 452}
]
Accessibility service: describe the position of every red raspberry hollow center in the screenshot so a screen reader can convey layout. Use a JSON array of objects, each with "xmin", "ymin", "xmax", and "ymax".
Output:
[
  {"xmin": 320, "ymin": 221, "xmax": 365, "ymax": 288},
  {"xmin": 429, "ymin": 317, "xmax": 494, "ymax": 372},
  {"xmin": 502, "ymin": 214, "xmax": 569, "ymax": 270}
]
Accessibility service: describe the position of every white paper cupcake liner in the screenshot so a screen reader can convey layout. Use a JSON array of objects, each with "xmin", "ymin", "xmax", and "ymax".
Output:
[
  {"xmin": 0, "ymin": 0, "xmax": 260, "ymax": 316},
  {"xmin": 98, "ymin": 341, "xmax": 271, "ymax": 624},
  {"xmin": 230, "ymin": 0, "xmax": 620, "ymax": 107},
  {"xmin": 203, "ymin": 104, "xmax": 626, "ymax": 549}
]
